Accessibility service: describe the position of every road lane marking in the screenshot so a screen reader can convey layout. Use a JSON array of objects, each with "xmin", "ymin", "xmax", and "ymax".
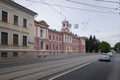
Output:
[{"xmin": 49, "ymin": 60, "xmax": 97, "ymax": 80}]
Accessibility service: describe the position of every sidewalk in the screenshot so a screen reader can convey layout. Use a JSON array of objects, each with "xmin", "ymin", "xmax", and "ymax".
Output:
[
  {"xmin": 0, "ymin": 57, "xmax": 42, "ymax": 63},
  {"xmin": 0, "ymin": 53, "xmax": 93, "ymax": 63}
]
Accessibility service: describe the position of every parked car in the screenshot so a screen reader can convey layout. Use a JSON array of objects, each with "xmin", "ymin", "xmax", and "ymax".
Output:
[{"xmin": 99, "ymin": 53, "xmax": 111, "ymax": 62}]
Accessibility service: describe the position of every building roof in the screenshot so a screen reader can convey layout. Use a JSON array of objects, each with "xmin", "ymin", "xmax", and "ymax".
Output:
[
  {"xmin": 39, "ymin": 20, "xmax": 49, "ymax": 27},
  {"xmin": 1, "ymin": 0, "xmax": 37, "ymax": 16},
  {"xmin": 34, "ymin": 20, "xmax": 49, "ymax": 27},
  {"xmin": 49, "ymin": 29, "xmax": 62, "ymax": 34}
]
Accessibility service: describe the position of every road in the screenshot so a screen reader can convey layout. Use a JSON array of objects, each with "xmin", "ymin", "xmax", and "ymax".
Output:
[
  {"xmin": 0, "ymin": 53, "xmax": 99, "ymax": 80},
  {"xmin": 1, "ymin": 53, "xmax": 119, "ymax": 80},
  {"xmin": 49, "ymin": 54, "xmax": 120, "ymax": 80}
]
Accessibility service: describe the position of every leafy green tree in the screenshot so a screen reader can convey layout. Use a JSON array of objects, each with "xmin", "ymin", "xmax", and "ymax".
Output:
[
  {"xmin": 114, "ymin": 42, "xmax": 120, "ymax": 52},
  {"xmin": 98, "ymin": 41, "xmax": 111, "ymax": 53}
]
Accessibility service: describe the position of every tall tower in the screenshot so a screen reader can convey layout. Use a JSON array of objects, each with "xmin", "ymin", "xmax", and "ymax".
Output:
[{"xmin": 61, "ymin": 20, "xmax": 71, "ymax": 33}]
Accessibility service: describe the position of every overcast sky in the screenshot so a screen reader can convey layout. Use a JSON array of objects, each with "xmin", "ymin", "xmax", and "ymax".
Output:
[{"xmin": 15, "ymin": 0, "xmax": 120, "ymax": 47}]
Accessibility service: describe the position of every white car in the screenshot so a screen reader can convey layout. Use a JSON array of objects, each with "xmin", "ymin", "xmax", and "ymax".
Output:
[
  {"xmin": 108, "ymin": 52, "xmax": 113, "ymax": 57},
  {"xmin": 99, "ymin": 53, "xmax": 111, "ymax": 62}
]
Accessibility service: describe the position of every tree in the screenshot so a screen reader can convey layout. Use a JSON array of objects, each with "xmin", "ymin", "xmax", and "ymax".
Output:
[
  {"xmin": 93, "ymin": 36, "xmax": 98, "ymax": 52},
  {"xmin": 85, "ymin": 35, "xmax": 99, "ymax": 53},
  {"xmin": 85, "ymin": 38, "xmax": 89, "ymax": 52},
  {"xmin": 98, "ymin": 41, "xmax": 111, "ymax": 53},
  {"xmin": 89, "ymin": 35, "xmax": 93, "ymax": 52},
  {"xmin": 114, "ymin": 42, "xmax": 120, "ymax": 52}
]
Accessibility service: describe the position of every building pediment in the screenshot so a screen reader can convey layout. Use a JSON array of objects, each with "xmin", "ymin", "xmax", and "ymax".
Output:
[
  {"xmin": 34, "ymin": 20, "xmax": 49, "ymax": 28},
  {"xmin": 39, "ymin": 20, "xmax": 49, "ymax": 27}
]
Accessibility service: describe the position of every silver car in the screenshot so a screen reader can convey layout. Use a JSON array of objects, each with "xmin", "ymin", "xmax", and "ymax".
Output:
[
  {"xmin": 99, "ymin": 53, "xmax": 111, "ymax": 62},
  {"xmin": 108, "ymin": 52, "xmax": 113, "ymax": 57}
]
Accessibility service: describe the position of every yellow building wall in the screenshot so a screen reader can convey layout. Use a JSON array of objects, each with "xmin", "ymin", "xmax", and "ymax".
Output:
[{"xmin": 0, "ymin": 1, "xmax": 35, "ymax": 51}]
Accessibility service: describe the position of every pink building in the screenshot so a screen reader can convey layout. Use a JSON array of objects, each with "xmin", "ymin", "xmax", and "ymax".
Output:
[
  {"xmin": 34, "ymin": 20, "xmax": 49, "ymax": 56},
  {"xmin": 34, "ymin": 20, "xmax": 86, "ymax": 55},
  {"xmin": 48, "ymin": 29, "xmax": 62, "ymax": 54}
]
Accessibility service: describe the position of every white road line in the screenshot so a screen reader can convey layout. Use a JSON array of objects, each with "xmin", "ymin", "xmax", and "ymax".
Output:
[{"xmin": 49, "ymin": 60, "xmax": 97, "ymax": 80}]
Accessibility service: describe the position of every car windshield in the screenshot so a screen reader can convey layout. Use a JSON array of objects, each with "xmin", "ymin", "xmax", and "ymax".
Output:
[{"xmin": 101, "ymin": 53, "xmax": 108, "ymax": 55}]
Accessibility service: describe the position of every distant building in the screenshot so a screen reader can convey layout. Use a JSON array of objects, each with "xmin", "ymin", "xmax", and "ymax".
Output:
[
  {"xmin": 34, "ymin": 20, "xmax": 86, "ymax": 56},
  {"xmin": 61, "ymin": 20, "xmax": 86, "ymax": 53},
  {"xmin": 0, "ymin": 0, "xmax": 37, "ymax": 59}
]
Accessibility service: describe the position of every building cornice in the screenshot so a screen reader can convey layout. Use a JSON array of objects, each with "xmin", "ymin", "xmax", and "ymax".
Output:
[
  {"xmin": 1, "ymin": 0, "xmax": 37, "ymax": 16},
  {"xmin": 34, "ymin": 20, "xmax": 49, "ymax": 28}
]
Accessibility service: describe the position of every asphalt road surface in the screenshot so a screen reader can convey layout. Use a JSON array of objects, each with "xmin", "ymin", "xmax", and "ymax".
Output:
[{"xmin": 50, "ymin": 54, "xmax": 120, "ymax": 80}]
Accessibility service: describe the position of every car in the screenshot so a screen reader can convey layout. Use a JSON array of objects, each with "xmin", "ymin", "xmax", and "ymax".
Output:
[
  {"xmin": 108, "ymin": 52, "xmax": 113, "ymax": 57},
  {"xmin": 99, "ymin": 53, "xmax": 111, "ymax": 62}
]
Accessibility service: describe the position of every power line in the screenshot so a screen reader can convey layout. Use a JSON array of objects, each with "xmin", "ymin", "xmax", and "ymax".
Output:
[
  {"xmin": 26, "ymin": 0, "xmax": 119, "ymax": 31},
  {"xmin": 92, "ymin": 29, "xmax": 117, "ymax": 34},
  {"xmin": 26, "ymin": 0, "xmax": 68, "ymax": 19},
  {"xmin": 34, "ymin": 0, "xmax": 76, "ymax": 30},
  {"xmin": 95, "ymin": 0, "xmax": 120, "ymax": 10},
  {"xmin": 95, "ymin": 0, "xmax": 120, "ymax": 4},
  {"xmin": 66, "ymin": 0, "xmax": 120, "ymax": 11},
  {"xmin": 41, "ymin": 0, "xmax": 67, "ymax": 19},
  {"xmin": 51, "ymin": 0, "xmax": 80, "ymax": 31},
  {"xmin": 51, "ymin": 0, "xmax": 83, "ymax": 27},
  {"xmin": 99, "ymin": 34, "xmax": 120, "ymax": 39},
  {"xmin": 51, "ymin": 0, "xmax": 74, "ymax": 23},
  {"xmin": 26, "ymin": 0, "xmax": 118, "ymax": 14}
]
